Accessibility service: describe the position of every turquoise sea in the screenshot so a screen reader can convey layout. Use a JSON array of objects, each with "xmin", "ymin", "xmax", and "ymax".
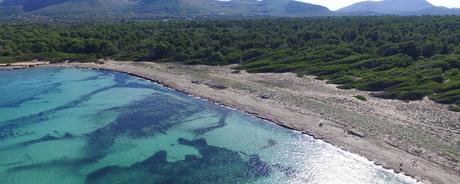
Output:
[{"xmin": 0, "ymin": 67, "xmax": 418, "ymax": 184}]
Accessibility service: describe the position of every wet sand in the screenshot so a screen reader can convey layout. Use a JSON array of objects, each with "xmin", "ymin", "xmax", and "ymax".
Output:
[{"xmin": 3, "ymin": 60, "xmax": 459, "ymax": 184}]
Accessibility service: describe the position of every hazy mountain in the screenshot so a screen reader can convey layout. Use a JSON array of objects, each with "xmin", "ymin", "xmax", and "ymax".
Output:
[
  {"xmin": 338, "ymin": 0, "xmax": 435, "ymax": 14},
  {"xmin": 408, "ymin": 6, "xmax": 460, "ymax": 15},
  {"xmin": 3, "ymin": 0, "xmax": 458, "ymax": 19},
  {"xmin": 0, "ymin": 0, "xmax": 332, "ymax": 17},
  {"xmin": 1, "ymin": 0, "xmax": 137, "ymax": 14}
]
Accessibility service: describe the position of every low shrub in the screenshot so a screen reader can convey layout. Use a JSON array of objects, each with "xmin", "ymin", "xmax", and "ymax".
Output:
[
  {"xmin": 397, "ymin": 90, "xmax": 432, "ymax": 100},
  {"xmin": 353, "ymin": 95, "xmax": 368, "ymax": 101},
  {"xmin": 448, "ymin": 105, "xmax": 460, "ymax": 112}
]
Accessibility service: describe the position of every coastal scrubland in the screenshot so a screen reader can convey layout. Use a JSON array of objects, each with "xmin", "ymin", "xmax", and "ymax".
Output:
[{"xmin": 1, "ymin": 17, "xmax": 460, "ymax": 108}]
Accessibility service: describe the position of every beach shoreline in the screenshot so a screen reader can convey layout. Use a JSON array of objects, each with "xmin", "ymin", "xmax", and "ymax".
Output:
[
  {"xmin": 0, "ymin": 61, "xmax": 49, "ymax": 69},
  {"xmin": 2, "ymin": 61, "xmax": 459, "ymax": 184}
]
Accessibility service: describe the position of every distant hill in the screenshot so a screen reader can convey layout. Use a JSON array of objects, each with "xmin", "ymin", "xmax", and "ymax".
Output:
[
  {"xmin": 2, "ymin": 0, "xmax": 136, "ymax": 13},
  {"xmin": 408, "ymin": 6, "xmax": 460, "ymax": 15},
  {"xmin": 338, "ymin": 0, "xmax": 460, "ymax": 15},
  {"xmin": 0, "ymin": 0, "xmax": 333, "ymax": 18},
  {"xmin": 2, "ymin": 0, "xmax": 460, "ymax": 19},
  {"xmin": 338, "ymin": 0, "xmax": 434, "ymax": 14}
]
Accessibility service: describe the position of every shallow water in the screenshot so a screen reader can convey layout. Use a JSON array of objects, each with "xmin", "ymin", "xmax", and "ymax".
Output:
[{"xmin": 0, "ymin": 67, "xmax": 418, "ymax": 184}]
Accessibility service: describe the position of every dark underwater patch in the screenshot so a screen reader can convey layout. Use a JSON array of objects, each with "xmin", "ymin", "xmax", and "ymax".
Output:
[
  {"xmin": 76, "ymin": 72, "xmax": 112, "ymax": 82},
  {"xmin": 83, "ymin": 93, "xmax": 202, "ymax": 160},
  {"xmin": 0, "ymin": 81, "xmax": 141, "ymax": 139},
  {"xmin": 0, "ymin": 68, "xmax": 303, "ymax": 183},
  {"xmin": 0, "ymin": 71, "xmax": 156, "ymax": 141},
  {"xmin": 113, "ymin": 72, "xmax": 129, "ymax": 84},
  {"xmin": 7, "ymin": 158, "xmax": 97, "ymax": 173},
  {"xmin": 24, "ymin": 132, "xmax": 73, "ymax": 144},
  {"xmin": 0, "ymin": 132, "xmax": 75, "ymax": 151},
  {"xmin": 0, "ymin": 85, "xmax": 118, "ymax": 140},
  {"xmin": 261, "ymin": 139, "xmax": 278, "ymax": 150},
  {"xmin": 190, "ymin": 110, "xmax": 228, "ymax": 136},
  {"xmin": 81, "ymin": 90, "xmax": 237, "ymax": 161},
  {"xmin": 0, "ymin": 83, "xmax": 61, "ymax": 108},
  {"xmin": 85, "ymin": 138, "xmax": 272, "ymax": 184}
]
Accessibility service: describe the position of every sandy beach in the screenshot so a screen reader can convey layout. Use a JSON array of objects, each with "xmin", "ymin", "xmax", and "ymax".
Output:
[
  {"xmin": 2, "ymin": 61, "xmax": 459, "ymax": 184},
  {"xmin": 0, "ymin": 61, "xmax": 49, "ymax": 69}
]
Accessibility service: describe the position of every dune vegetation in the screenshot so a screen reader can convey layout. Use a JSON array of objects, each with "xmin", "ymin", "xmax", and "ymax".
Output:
[{"xmin": 1, "ymin": 16, "xmax": 460, "ymax": 107}]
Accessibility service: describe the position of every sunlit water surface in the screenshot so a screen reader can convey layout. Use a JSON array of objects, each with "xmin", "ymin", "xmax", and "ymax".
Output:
[{"xmin": 0, "ymin": 67, "xmax": 418, "ymax": 184}]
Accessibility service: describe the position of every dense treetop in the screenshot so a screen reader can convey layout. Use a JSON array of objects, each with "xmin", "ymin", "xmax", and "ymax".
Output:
[{"xmin": 1, "ymin": 16, "xmax": 460, "ymax": 108}]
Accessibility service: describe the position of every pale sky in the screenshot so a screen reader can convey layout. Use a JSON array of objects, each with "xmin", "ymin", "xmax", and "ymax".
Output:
[{"xmin": 299, "ymin": 0, "xmax": 460, "ymax": 10}]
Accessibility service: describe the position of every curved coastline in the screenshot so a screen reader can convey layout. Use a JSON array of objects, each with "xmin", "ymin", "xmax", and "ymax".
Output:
[
  {"xmin": 52, "ymin": 65, "xmax": 421, "ymax": 183},
  {"xmin": 2, "ymin": 61, "xmax": 459, "ymax": 184}
]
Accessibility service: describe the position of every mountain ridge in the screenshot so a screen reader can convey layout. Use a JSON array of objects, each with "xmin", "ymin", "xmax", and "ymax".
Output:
[
  {"xmin": 1, "ymin": 0, "xmax": 460, "ymax": 18},
  {"xmin": 0, "ymin": 0, "xmax": 333, "ymax": 17},
  {"xmin": 338, "ymin": 0, "xmax": 460, "ymax": 15}
]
